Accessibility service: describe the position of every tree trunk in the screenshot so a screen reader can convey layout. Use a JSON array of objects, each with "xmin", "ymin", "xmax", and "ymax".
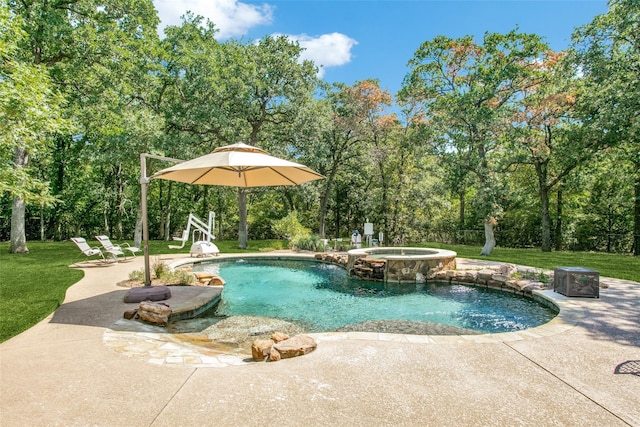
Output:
[
  {"xmin": 554, "ymin": 188, "xmax": 563, "ymax": 251},
  {"xmin": 134, "ymin": 202, "xmax": 143, "ymax": 248},
  {"xmin": 10, "ymin": 196, "xmax": 28, "ymax": 253},
  {"xmin": 458, "ymin": 190, "xmax": 465, "ymax": 243},
  {"xmin": 540, "ymin": 185, "xmax": 552, "ymax": 252},
  {"xmin": 536, "ymin": 162, "xmax": 552, "ymax": 252},
  {"xmin": 634, "ymin": 172, "xmax": 640, "ymax": 256},
  {"xmin": 163, "ymin": 181, "xmax": 173, "ymax": 241},
  {"xmin": 318, "ymin": 189, "xmax": 329, "ymax": 239},
  {"xmin": 238, "ymin": 188, "xmax": 248, "ymax": 248},
  {"xmin": 10, "ymin": 148, "xmax": 29, "ymax": 253},
  {"xmin": 40, "ymin": 205, "xmax": 45, "ymax": 241},
  {"xmin": 480, "ymin": 218, "xmax": 495, "ymax": 256},
  {"xmin": 606, "ymin": 204, "xmax": 613, "ymax": 253}
]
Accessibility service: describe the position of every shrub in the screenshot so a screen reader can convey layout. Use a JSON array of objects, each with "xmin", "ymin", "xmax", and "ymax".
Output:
[
  {"xmin": 128, "ymin": 269, "xmax": 145, "ymax": 282},
  {"xmin": 128, "ymin": 260, "xmax": 195, "ymax": 285},
  {"xmin": 272, "ymin": 211, "xmax": 310, "ymax": 241},
  {"xmin": 152, "ymin": 258, "xmax": 170, "ymax": 278},
  {"xmin": 291, "ymin": 235, "xmax": 326, "ymax": 252}
]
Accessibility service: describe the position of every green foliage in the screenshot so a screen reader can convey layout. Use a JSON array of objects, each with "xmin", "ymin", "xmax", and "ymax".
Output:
[
  {"xmin": 0, "ymin": 2, "xmax": 69, "ymax": 205},
  {"xmin": 1, "ymin": 0, "xmax": 638, "ymax": 259},
  {"xmin": 152, "ymin": 258, "xmax": 171, "ymax": 279},
  {"xmin": 128, "ymin": 259, "xmax": 195, "ymax": 285},
  {"xmin": 290, "ymin": 235, "xmax": 326, "ymax": 252},
  {"xmin": 511, "ymin": 269, "xmax": 550, "ymax": 284},
  {"xmin": 272, "ymin": 211, "xmax": 311, "ymax": 241},
  {"xmin": 128, "ymin": 268, "xmax": 145, "ymax": 282}
]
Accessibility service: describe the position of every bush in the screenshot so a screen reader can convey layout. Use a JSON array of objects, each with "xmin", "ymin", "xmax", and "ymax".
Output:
[
  {"xmin": 272, "ymin": 211, "xmax": 310, "ymax": 240},
  {"xmin": 291, "ymin": 235, "xmax": 326, "ymax": 252},
  {"xmin": 128, "ymin": 260, "xmax": 195, "ymax": 285}
]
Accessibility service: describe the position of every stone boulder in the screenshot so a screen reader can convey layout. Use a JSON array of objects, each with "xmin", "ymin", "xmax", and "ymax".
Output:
[
  {"xmin": 268, "ymin": 347, "xmax": 281, "ymax": 362},
  {"xmin": 498, "ymin": 264, "xmax": 518, "ymax": 276},
  {"xmin": 251, "ymin": 339, "xmax": 274, "ymax": 361},
  {"xmin": 477, "ymin": 269, "xmax": 495, "ymax": 282},
  {"xmin": 273, "ymin": 335, "xmax": 317, "ymax": 359},
  {"xmin": 138, "ymin": 301, "xmax": 171, "ymax": 326},
  {"xmin": 208, "ymin": 276, "xmax": 225, "ymax": 286},
  {"xmin": 271, "ymin": 332, "xmax": 290, "ymax": 343}
]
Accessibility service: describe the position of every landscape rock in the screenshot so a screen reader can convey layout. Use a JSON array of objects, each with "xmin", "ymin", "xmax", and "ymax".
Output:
[
  {"xmin": 123, "ymin": 309, "xmax": 138, "ymax": 320},
  {"xmin": 273, "ymin": 335, "xmax": 317, "ymax": 359},
  {"xmin": 477, "ymin": 269, "xmax": 495, "ymax": 281},
  {"xmin": 498, "ymin": 264, "xmax": 518, "ymax": 276},
  {"xmin": 251, "ymin": 339, "xmax": 274, "ymax": 361},
  {"xmin": 138, "ymin": 301, "xmax": 171, "ymax": 326},
  {"xmin": 193, "ymin": 272, "xmax": 215, "ymax": 284},
  {"xmin": 208, "ymin": 276, "xmax": 225, "ymax": 286},
  {"xmin": 271, "ymin": 332, "xmax": 290, "ymax": 343},
  {"xmin": 268, "ymin": 347, "xmax": 282, "ymax": 362}
]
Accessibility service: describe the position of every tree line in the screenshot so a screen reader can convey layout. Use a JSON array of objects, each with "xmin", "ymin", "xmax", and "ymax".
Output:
[{"xmin": 1, "ymin": 0, "xmax": 638, "ymax": 256}]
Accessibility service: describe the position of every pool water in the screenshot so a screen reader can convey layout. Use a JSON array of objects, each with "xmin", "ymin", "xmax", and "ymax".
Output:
[{"xmin": 195, "ymin": 259, "xmax": 557, "ymax": 334}]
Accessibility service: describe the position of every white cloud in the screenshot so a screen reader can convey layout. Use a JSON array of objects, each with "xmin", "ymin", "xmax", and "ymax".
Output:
[
  {"xmin": 153, "ymin": 1, "xmax": 357, "ymax": 78},
  {"xmin": 287, "ymin": 33, "xmax": 358, "ymax": 78},
  {"xmin": 154, "ymin": 0, "xmax": 273, "ymax": 39}
]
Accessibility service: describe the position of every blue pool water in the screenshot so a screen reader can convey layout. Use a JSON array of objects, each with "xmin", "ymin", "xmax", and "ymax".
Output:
[{"xmin": 195, "ymin": 259, "xmax": 557, "ymax": 334}]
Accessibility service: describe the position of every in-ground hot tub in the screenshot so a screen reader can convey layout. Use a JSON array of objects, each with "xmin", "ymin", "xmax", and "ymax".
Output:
[{"xmin": 347, "ymin": 247, "xmax": 457, "ymax": 283}]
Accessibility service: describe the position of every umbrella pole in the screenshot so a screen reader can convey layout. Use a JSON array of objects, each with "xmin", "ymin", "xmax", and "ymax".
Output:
[
  {"xmin": 139, "ymin": 153, "xmax": 185, "ymax": 287},
  {"xmin": 140, "ymin": 154, "xmax": 151, "ymax": 286}
]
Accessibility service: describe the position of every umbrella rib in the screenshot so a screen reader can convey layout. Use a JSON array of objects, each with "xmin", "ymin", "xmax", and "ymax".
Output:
[{"xmin": 269, "ymin": 167, "xmax": 301, "ymax": 185}]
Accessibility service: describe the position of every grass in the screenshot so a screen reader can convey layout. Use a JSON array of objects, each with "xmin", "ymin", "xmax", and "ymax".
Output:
[
  {"xmin": 0, "ymin": 238, "xmax": 638, "ymax": 343},
  {"xmin": 0, "ymin": 239, "xmax": 287, "ymax": 342},
  {"xmin": 414, "ymin": 242, "xmax": 640, "ymax": 283}
]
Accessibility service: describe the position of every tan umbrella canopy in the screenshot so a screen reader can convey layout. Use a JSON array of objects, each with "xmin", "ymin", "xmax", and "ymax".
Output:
[
  {"xmin": 152, "ymin": 142, "xmax": 324, "ymax": 187},
  {"xmin": 129, "ymin": 142, "xmax": 324, "ymax": 292}
]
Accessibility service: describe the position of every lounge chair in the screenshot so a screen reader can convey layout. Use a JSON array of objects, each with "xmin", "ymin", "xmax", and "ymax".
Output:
[
  {"xmin": 95, "ymin": 235, "xmax": 140, "ymax": 259},
  {"xmin": 70, "ymin": 237, "xmax": 118, "ymax": 263}
]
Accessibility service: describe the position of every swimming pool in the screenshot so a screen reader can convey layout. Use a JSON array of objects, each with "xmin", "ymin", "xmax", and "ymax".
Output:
[{"xmin": 193, "ymin": 258, "xmax": 557, "ymax": 334}]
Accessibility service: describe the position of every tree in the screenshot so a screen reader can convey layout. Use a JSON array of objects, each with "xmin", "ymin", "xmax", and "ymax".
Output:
[
  {"xmin": 570, "ymin": 0, "xmax": 640, "ymax": 255},
  {"xmin": 7, "ymin": 0, "xmax": 161, "ymax": 245},
  {"xmin": 161, "ymin": 21, "xmax": 319, "ymax": 248},
  {"xmin": 297, "ymin": 81, "xmax": 386, "ymax": 238},
  {"xmin": 401, "ymin": 31, "xmax": 550, "ymax": 255},
  {"xmin": 502, "ymin": 51, "xmax": 602, "ymax": 252},
  {"xmin": 1, "ymin": 2, "xmax": 68, "ymax": 253}
]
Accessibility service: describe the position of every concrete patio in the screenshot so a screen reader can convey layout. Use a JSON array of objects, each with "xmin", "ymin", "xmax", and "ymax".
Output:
[{"xmin": 1, "ymin": 253, "xmax": 638, "ymax": 426}]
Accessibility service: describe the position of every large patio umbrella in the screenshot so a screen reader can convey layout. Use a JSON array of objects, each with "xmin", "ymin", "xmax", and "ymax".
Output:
[
  {"xmin": 152, "ymin": 142, "xmax": 324, "ymax": 187},
  {"xmin": 127, "ymin": 142, "xmax": 323, "ymax": 300}
]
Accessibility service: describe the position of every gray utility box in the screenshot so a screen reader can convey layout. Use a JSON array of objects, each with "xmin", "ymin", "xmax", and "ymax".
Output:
[{"xmin": 554, "ymin": 267, "xmax": 599, "ymax": 298}]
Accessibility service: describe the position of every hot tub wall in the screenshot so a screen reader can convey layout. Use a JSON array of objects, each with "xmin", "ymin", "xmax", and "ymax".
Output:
[{"xmin": 386, "ymin": 256, "xmax": 457, "ymax": 283}]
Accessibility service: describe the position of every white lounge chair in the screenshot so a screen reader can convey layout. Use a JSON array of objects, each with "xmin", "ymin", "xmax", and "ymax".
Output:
[
  {"xmin": 70, "ymin": 237, "xmax": 118, "ymax": 263},
  {"xmin": 95, "ymin": 235, "xmax": 140, "ymax": 259}
]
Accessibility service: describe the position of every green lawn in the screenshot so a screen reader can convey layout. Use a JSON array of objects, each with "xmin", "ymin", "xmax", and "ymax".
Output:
[
  {"xmin": 1, "ymin": 239, "xmax": 638, "ymax": 343},
  {"xmin": 415, "ymin": 242, "xmax": 640, "ymax": 282},
  {"xmin": 0, "ymin": 239, "xmax": 287, "ymax": 343}
]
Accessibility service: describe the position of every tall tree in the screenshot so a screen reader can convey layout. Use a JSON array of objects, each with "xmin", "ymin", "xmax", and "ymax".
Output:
[
  {"xmin": 1, "ymin": 1, "xmax": 68, "ymax": 253},
  {"xmin": 8, "ymin": 0, "xmax": 160, "ymax": 244},
  {"xmin": 503, "ymin": 51, "xmax": 602, "ymax": 252},
  {"xmin": 571, "ymin": 0, "xmax": 640, "ymax": 255},
  {"xmin": 401, "ymin": 31, "xmax": 550, "ymax": 255},
  {"xmin": 299, "ymin": 81, "xmax": 385, "ymax": 238},
  {"xmin": 161, "ymin": 20, "xmax": 319, "ymax": 248}
]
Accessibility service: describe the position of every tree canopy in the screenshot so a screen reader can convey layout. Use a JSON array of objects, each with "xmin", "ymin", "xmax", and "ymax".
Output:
[{"xmin": 1, "ymin": 0, "xmax": 638, "ymax": 256}]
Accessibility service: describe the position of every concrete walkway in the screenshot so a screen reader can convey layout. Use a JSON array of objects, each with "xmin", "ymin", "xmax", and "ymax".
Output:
[{"xmin": 1, "ymin": 253, "xmax": 639, "ymax": 426}]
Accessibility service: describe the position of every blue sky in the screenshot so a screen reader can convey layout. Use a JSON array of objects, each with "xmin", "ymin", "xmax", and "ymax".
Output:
[{"xmin": 154, "ymin": 0, "xmax": 608, "ymax": 96}]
